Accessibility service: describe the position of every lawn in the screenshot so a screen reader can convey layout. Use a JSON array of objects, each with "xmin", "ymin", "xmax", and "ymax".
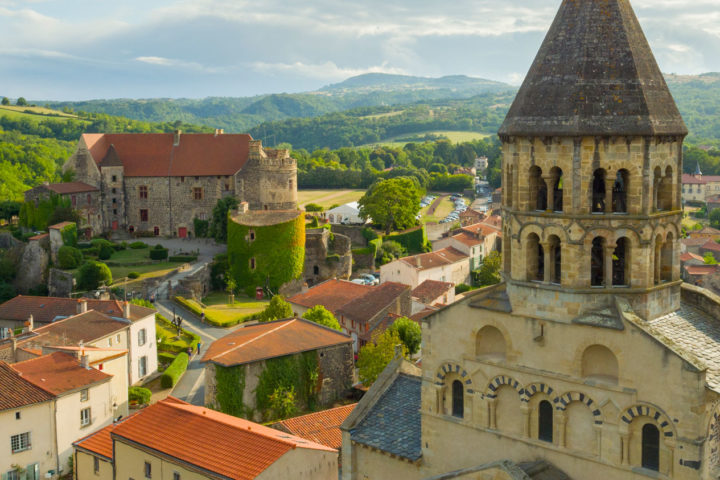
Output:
[
  {"xmin": 176, "ymin": 293, "xmax": 269, "ymax": 326},
  {"xmin": 360, "ymin": 130, "xmax": 492, "ymax": 148},
  {"xmin": 108, "ymin": 247, "xmax": 151, "ymax": 263},
  {"xmin": 421, "ymin": 195, "xmax": 457, "ymax": 223},
  {"xmin": 110, "ymin": 263, "xmax": 184, "ymax": 283},
  {"xmin": 298, "ymin": 189, "xmax": 366, "ymax": 210},
  {"xmin": 0, "ymin": 105, "xmax": 81, "ymax": 123}
]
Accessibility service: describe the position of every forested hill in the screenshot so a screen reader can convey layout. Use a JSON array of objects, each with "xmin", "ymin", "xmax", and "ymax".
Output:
[{"xmin": 40, "ymin": 74, "xmax": 514, "ymax": 134}]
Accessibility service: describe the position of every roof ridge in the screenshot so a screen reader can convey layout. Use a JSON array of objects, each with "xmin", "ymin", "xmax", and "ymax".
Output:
[{"xmin": 210, "ymin": 318, "xmax": 296, "ymax": 361}]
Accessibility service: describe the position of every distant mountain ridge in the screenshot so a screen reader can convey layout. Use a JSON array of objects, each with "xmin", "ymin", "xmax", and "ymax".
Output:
[{"xmin": 321, "ymin": 73, "xmax": 511, "ymax": 92}]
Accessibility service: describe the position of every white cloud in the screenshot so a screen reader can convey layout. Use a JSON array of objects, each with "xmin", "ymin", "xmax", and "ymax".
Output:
[{"xmin": 251, "ymin": 61, "xmax": 406, "ymax": 80}]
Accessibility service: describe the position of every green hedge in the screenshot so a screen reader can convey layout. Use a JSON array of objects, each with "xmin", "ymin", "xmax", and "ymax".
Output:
[
  {"xmin": 169, "ymin": 255, "xmax": 198, "ymax": 262},
  {"xmin": 98, "ymin": 244, "xmax": 114, "ymax": 260},
  {"xmin": 227, "ymin": 212, "xmax": 305, "ymax": 296},
  {"xmin": 173, "ymin": 296, "xmax": 259, "ymax": 327},
  {"xmin": 129, "ymin": 386, "xmax": 152, "ymax": 405},
  {"xmin": 150, "ymin": 245, "xmax": 169, "ymax": 260},
  {"xmin": 59, "ymin": 223, "xmax": 77, "ymax": 247},
  {"xmin": 384, "ymin": 226, "xmax": 429, "ymax": 254},
  {"xmin": 161, "ymin": 352, "xmax": 189, "ymax": 388},
  {"xmin": 129, "ymin": 241, "xmax": 148, "ymax": 249},
  {"xmin": 156, "ymin": 313, "xmax": 201, "ymax": 354},
  {"xmin": 58, "ymin": 246, "xmax": 83, "ymax": 269},
  {"xmin": 158, "ymin": 352, "xmax": 176, "ymax": 364}
]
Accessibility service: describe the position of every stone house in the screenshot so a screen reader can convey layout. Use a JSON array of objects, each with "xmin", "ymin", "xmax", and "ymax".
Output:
[
  {"xmin": 1, "ymin": 351, "xmax": 122, "ymax": 480},
  {"xmin": 380, "ymin": 247, "xmax": 471, "ymax": 289},
  {"xmin": 682, "ymin": 172, "xmax": 720, "ymax": 204},
  {"xmin": 73, "ymin": 397, "xmax": 338, "ymax": 480},
  {"xmin": 342, "ymin": 1, "xmax": 720, "ymax": 479},
  {"xmin": 24, "ymin": 182, "xmax": 101, "ymax": 238},
  {"xmin": 458, "ymin": 208, "xmax": 484, "ymax": 226},
  {"xmin": 303, "ymin": 228, "xmax": 352, "ymax": 287},
  {"xmin": 434, "ymin": 222, "xmax": 501, "ymax": 271},
  {"xmin": 0, "ymin": 298, "xmax": 157, "ymax": 386},
  {"xmin": 412, "ymin": 279, "xmax": 455, "ymax": 307},
  {"xmin": 287, "ymin": 279, "xmax": 371, "ymax": 318},
  {"xmin": 55, "ymin": 132, "xmax": 296, "ymax": 237},
  {"xmin": 202, "ymin": 318, "xmax": 353, "ymax": 421}
]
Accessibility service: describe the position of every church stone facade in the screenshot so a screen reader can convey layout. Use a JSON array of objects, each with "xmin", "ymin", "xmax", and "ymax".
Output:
[
  {"xmin": 343, "ymin": 1, "xmax": 720, "ymax": 479},
  {"xmin": 59, "ymin": 131, "xmax": 296, "ymax": 237}
]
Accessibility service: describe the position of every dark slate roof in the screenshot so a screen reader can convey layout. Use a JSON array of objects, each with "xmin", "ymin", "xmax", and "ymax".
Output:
[
  {"xmin": 499, "ymin": 0, "xmax": 687, "ymax": 137},
  {"xmin": 350, "ymin": 373, "xmax": 421, "ymax": 461},
  {"xmin": 99, "ymin": 144, "xmax": 123, "ymax": 167}
]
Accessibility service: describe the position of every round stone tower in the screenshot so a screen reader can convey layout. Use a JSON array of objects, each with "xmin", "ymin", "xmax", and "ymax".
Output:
[{"xmin": 499, "ymin": 0, "xmax": 688, "ymax": 322}]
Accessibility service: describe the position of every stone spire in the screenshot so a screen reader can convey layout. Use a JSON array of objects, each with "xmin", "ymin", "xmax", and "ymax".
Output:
[
  {"xmin": 499, "ymin": 0, "xmax": 688, "ymax": 137},
  {"xmin": 695, "ymin": 160, "xmax": 703, "ymax": 176}
]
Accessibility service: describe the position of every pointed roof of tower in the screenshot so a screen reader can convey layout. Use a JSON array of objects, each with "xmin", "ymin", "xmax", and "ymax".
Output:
[
  {"xmin": 695, "ymin": 161, "xmax": 703, "ymax": 176},
  {"xmin": 99, "ymin": 144, "xmax": 123, "ymax": 167},
  {"xmin": 499, "ymin": 0, "xmax": 687, "ymax": 137}
]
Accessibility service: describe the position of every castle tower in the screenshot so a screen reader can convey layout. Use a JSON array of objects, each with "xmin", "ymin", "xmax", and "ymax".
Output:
[{"xmin": 499, "ymin": 0, "xmax": 688, "ymax": 321}]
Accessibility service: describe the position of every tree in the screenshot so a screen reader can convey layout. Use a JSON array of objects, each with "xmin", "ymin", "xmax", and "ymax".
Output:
[
  {"xmin": 302, "ymin": 305, "xmax": 341, "ymax": 331},
  {"xmin": 15, "ymin": 97, "xmax": 27, "ymax": 107},
  {"xmin": 225, "ymin": 272, "xmax": 237, "ymax": 304},
  {"xmin": 209, "ymin": 197, "xmax": 239, "ymax": 243},
  {"xmin": 47, "ymin": 206, "xmax": 80, "ymax": 227},
  {"xmin": 267, "ymin": 386, "xmax": 297, "ymax": 421},
  {"xmin": 0, "ymin": 282, "xmax": 15, "ymax": 303},
  {"xmin": 388, "ymin": 317, "xmax": 422, "ymax": 355},
  {"xmin": 77, "ymin": 261, "xmax": 112, "ymax": 290},
  {"xmin": 358, "ymin": 178, "xmax": 423, "ymax": 234},
  {"xmin": 705, "ymin": 252, "xmax": 718, "ymax": 265},
  {"xmin": 259, "ymin": 295, "xmax": 293, "ymax": 322},
  {"xmin": 1, "ymin": 97, "xmax": 9, "ymax": 106},
  {"xmin": 57, "ymin": 246, "xmax": 83, "ymax": 269},
  {"xmin": 358, "ymin": 329, "xmax": 407, "ymax": 386},
  {"xmin": 304, "ymin": 203, "xmax": 323, "ymax": 212},
  {"xmin": 710, "ymin": 208, "xmax": 720, "ymax": 228},
  {"xmin": 378, "ymin": 240, "xmax": 406, "ymax": 265},
  {"xmin": 473, "ymin": 251, "xmax": 502, "ymax": 287}
]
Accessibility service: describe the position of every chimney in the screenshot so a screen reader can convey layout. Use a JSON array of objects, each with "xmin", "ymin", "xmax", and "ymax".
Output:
[
  {"xmin": 11, "ymin": 337, "xmax": 17, "ymax": 363},
  {"xmin": 80, "ymin": 354, "xmax": 90, "ymax": 369},
  {"xmin": 25, "ymin": 315, "xmax": 33, "ymax": 333},
  {"xmin": 173, "ymin": 130, "xmax": 182, "ymax": 147},
  {"xmin": 123, "ymin": 301, "xmax": 131, "ymax": 319},
  {"xmin": 214, "ymin": 129, "xmax": 224, "ymax": 136},
  {"xmin": 77, "ymin": 299, "xmax": 88, "ymax": 314},
  {"xmin": 415, "ymin": 256, "xmax": 422, "ymax": 269}
]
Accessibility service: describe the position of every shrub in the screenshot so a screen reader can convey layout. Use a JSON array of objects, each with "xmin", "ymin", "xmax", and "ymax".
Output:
[
  {"xmin": 158, "ymin": 352, "xmax": 176, "ymax": 364},
  {"xmin": 169, "ymin": 255, "xmax": 198, "ymax": 262},
  {"xmin": 57, "ymin": 246, "xmax": 83, "ymax": 269},
  {"xmin": 77, "ymin": 242, "xmax": 92, "ymax": 250},
  {"xmin": 384, "ymin": 226, "xmax": 429, "ymax": 254},
  {"xmin": 149, "ymin": 245, "xmax": 169, "ymax": 260},
  {"xmin": 128, "ymin": 387, "xmax": 152, "ymax": 405},
  {"xmin": 91, "ymin": 238, "xmax": 113, "ymax": 248},
  {"xmin": 76, "ymin": 261, "xmax": 112, "ymax": 290},
  {"xmin": 305, "ymin": 203, "xmax": 323, "ymax": 212},
  {"xmin": 128, "ymin": 272, "xmax": 140, "ymax": 279},
  {"xmin": 161, "ymin": 352, "xmax": 189, "ymax": 388},
  {"xmin": 98, "ymin": 244, "xmax": 114, "ymax": 260},
  {"xmin": 129, "ymin": 241, "xmax": 148, "ymax": 249},
  {"xmin": 455, "ymin": 283, "xmax": 473, "ymax": 294}
]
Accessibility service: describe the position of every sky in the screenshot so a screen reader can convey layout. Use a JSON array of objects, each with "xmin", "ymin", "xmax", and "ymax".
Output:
[{"xmin": 0, "ymin": 0, "xmax": 719, "ymax": 101}]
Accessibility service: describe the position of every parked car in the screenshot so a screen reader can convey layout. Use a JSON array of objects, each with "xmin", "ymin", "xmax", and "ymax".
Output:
[
  {"xmin": 360, "ymin": 274, "xmax": 379, "ymax": 286},
  {"xmin": 351, "ymin": 278, "xmax": 368, "ymax": 285}
]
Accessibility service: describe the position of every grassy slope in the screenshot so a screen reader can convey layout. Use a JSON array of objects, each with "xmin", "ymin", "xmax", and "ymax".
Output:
[
  {"xmin": 297, "ymin": 189, "xmax": 366, "ymax": 209},
  {"xmin": 0, "ymin": 106, "xmax": 79, "ymax": 122}
]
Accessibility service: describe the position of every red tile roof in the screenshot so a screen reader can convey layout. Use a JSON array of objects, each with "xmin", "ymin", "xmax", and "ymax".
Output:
[
  {"xmin": 48, "ymin": 221, "xmax": 76, "ymax": 230},
  {"xmin": 274, "ymin": 403, "xmax": 356, "ymax": 449},
  {"xmin": 693, "ymin": 227, "xmax": 720, "ymax": 236},
  {"xmin": 410, "ymin": 307, "xmax": 439, "ymax": 323},
  {"xmin": 412, "ymin": 280, "xmax": 454, "ymax": 304},
  {"xmin": 336, "ymin": 282, "xmax": 410, "ymax": 324},
  {"xmin": 82, "ymin": 133, "xmax": 254, "ymax": 177},
  {"xmin": 74, "ymin": 413, "xmax": 137, "ymax": 460},
  {"xmin": 0, "ymin": 296, "xmax": 154, "ymax": 324},
  {"xmin": 28, "ymin": 233, "xmax": 49, "ymax": 241},
  {"xmin": 399, "ymin": 247, "xmax": 468, "ymax": 271},
  {"xmin": 449, "ymin": 232, "xmax": 483, "ymax": 248},
  {"xmin": 12, "ymin": 352, "xmax": 111, "ymax": 395},
  {"xmin": 685, "ymin": 265, "xmax": 720, "ymax": 276},
  {"xmin": 202, "ymin": 318, "xmax": 351, "ymax": 367},
  {"xmin": 462, "ymin": 222, "xmax": 501, "ymax": 237},
  {"xmin": 683, "ymin": 174, "xmax": 720, "ymax": 185},
  {"xmin": 109, "ymin": 398, "xmax": 334, "ymax": 480},
  {"xmin": 702, "ymin": 239, "xmax": 720, "ymax": 252},
  {"xmin": 43, "ymin": 182, "xmax": 99, "ymax": 194},
  {"xmin": 287, "ymin": 279, "xmax": 371, "ymax": 313},
  {"xmin": 682, "ymin": 237, "xmax": 709, "ymax": 247},
  {"xmin": 0, "ymin": 362, "xmax": 54, "ymax": 411},
  {"xmin": 482, "ymin": 215, "xmax": 503, "ymax": 228},
  {"xmin": 680, "ymin": 252, "xmax": 705, "ymax": 263}
]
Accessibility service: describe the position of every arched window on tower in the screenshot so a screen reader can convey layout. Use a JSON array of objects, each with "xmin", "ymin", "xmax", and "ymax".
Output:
[
  {"xmin": 452, "ymin": 380, "xmax": 464, "ymax": 418},
  {"xmin": 592, "ymin": 169, "xmax": 606, "ymax": 213},
  {"xmin": 551, "ymin": 167, "xmax": 563, "ymax": 212},
  {"xmin": 661, "ymin": 233, "xmax": 674, "ymax": 282},
  {"xmin": 612, "ymin": 169, "xmax": 629, "ymax": 213},
  {"xmin": 526, "ymin": 233, "xmax": 544, "ymax": 281},
  {"xmin": 613, "ymin": 237, "xmax": 630, "ymax": 287},
  {"xmin": 548, "ymin": 235, "xmax": 561, "ymax": 285},
  {"xmin": 529, "ymin": 166, "xmax": 546, "ymax": 211},
  {"xmin": 538, "ymin": 400, "xmax": 553, "ymax": 443},
  {"xmin": 654, "ymin": 167, "xmax": 674, "ymax": 211},
  {"xmin": 654, "ymin": 235, "xmax": 663, "ymax": 286},
  {"xmin": 506, "ymin": 165, "xmax": 514, "ymax": 209},
  {"xmin": 591, "ymin": 237, "xmax": 605, "ymax": 287},
  {"xmin": 642, "ymin": 423, "xmax": 660, "ymax": 471}
]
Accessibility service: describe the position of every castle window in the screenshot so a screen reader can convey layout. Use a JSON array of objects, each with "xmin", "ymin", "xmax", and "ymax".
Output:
[
  {"xmin": 180, "ymin": 176, "xmax": 185, "ymax": 183},
  {"xmin": 551, "ymin": 167, "xmax": 563, "ymax": 212},
  {"xmin": 87, "ymin": 194, "xmax": 92, "ymax": 204},
  {"xmin": 529, "ymin": 166, "xmax": 546, "ymax": 211},
  {"xmin": 538, "ymin": 400, "xmax": 553, "ymax": 443},
  {"xmin": 612, "ymin": 237, "xmax": 630, "ymax": 287},
  {"xmin": 661, "ymin": 233, "xmax": 674, "ymax": 282},
  {"xmin": 642, "ymin": 424, "xmax": 660, "ymax": 471},
  {"xmin": 194, "ymin": 176, "xmax": 199, "ymax": 181},
  {"xmin": 111, "ymin": 175, "xmax": 117, "ymax": 182},
  {"xmin": 71, "ymin": 195, "xmax": 77, "ymax": 207},
  {"xmin": 592, "ymin": 169, "xmax": 606, "ymax": 213},
  {"xmin": 591, "ymin": 237, "xmax": 605, "ymax": 287},
  {"xmin": 476, "ymin": 325, "xmax": 506, "ymax": 360},
  {"xmin": 113, "ymin": 209, "xmax": 117, "ymax": 215},
  {"xmin": 225, "ymin": 184, "xmax": 230, "ymax": 191},
  {"xmin": 548, "ymin": 235, "xmax": 561, "ymax": 285},
  {"xmin": 526, "ymin": 233, "xmax": 543, "ymax": 282},
  {"xmin": 612, "ymin": 169, "xmax": 629, "ymax": 213},
  {"xmin": 139, "ymin": 186, "xmax": 148, "ymax": 199},
  {"xmin": 451, "ymin": 380, "xmax": 464, "ymax": 418},
  {"xmin": 250, "ymin": 258, "xmax": 256, "ymax": 270},
  {"xmin": 193, "ymin": 188, "xmax": 203, "ymax": 200},
  {"xmin": 112, "ymin": 197, "xmax": 117, "ymax": 205},
  {"xmin": 249, "ymin": 230, "xmax": 255, "ymax": 241},
  {"xmin": 154, "ymin": 227, "xmax": 159, "ymax": 236},
  {"xmin": 140, "ymin": 209, "xmax": 148, "ymax": 222},
  {"xmin": 112, "ymin": 188, "xmax": 117, "ymax": 194},
  {"xmin": 313, "ymin": 265, "xmax": 319, "ymax": 275}
]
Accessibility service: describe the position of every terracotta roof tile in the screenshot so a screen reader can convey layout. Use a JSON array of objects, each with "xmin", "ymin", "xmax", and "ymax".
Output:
[
  {"xmin": 0, "ymin": 362, "xmax": 54, "ymax": 411},
  {"xmin": 0, "ymin": 296, "xmax": 153, "ymax": 324},
  {"xmin": 83, "ymin": 133, "xmax": 253, "ymax": 177},
  {"xmin": 110, "ymin": 398, "xmax": 334, "ymax": 480},
  {"xmin": 410, "ymin": 307, "xmax": 439, "ymax": 323},
  {"xmin": 684, "ymin": 265, "xmax": 720, "ymax": 276},
  {"xmin": 412, "ymin": 280, "xmax": 454, "ymax": 304},
  {"xmin": 74, "ymin": 414, "xmax": 136, "ymax": 460},
  {"xmin": 28, "ymin": 233, "xmax": 49, "ymax": 241},
  {"xmin": 43, "ymin": 182, "xmax": 99, "ymax": 194},
  {"xmin": 336, "ymin": 282, "xmax": 410, "ymax": 324},
  {"xmin": 683, "ymin": 237, "xmax": 709, "ymax": 247},
  {"xmin": 399, "ymin": 247, "xmax": 468, "ymax": 271},
  {"xmin": 683, "ymin": 174, "xmax": 720, "ymax": 185},
  {"xmin": 462, "ymin": 222, "xmax": 501, "ymax": 237},
  {"xmin": 449, "ymin": 232, "xmax": 483, "ymax": 248},
  {"xmin": 287, "ymin": 279, "xmax": 371, "ymax": 313},
  {"xmin": 680, "ymin": 252, "xmax": 705, "ymax": 263},
  {"xmin": 12, "ymin": 352, "xmax": 111, "ymax": 395},
  {"xmin": 274, "ymin": 404, "xmax": 356, "ymax": 449},
  {"xmin": 202, "ymin": 318, "xmax": 351, "ymax": 367},
  {"xmin": 702, "ymin": 240, "xmax": 720, "ymax": 252},
  {"xmin": 48, "ymin": 222, "xmax": 76, "ymax": 230}
]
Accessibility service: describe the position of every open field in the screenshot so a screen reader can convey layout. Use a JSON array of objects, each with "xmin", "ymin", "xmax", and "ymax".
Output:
[
  {"xmin": 0, "ymin": 105, "xmax": 80, "ymax": 122},
  {"xmin": 0, "ymin": 105, "xmax": 77, "ymax": 117},
  {"xmin": 361, "ymin": 130, "xmax": 492, "ymax": 148},
  {"xmin": 360, "ymin": 110, "xmax": 405, "ymax": 120},
  {"xmin": 298, "ymin": 189, "xmax": 366, "ymax": 210},
  {"xmin": 111, "ymin": 262, "xmax": 184, "ymax": 284}
]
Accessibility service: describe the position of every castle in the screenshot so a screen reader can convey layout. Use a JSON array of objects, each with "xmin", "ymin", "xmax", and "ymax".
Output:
[
  {"xmin": 26, "ymin": 131, "xmax": 297, "ymax": 238},
  {"xmin": 342, "ymin": 1, "xmax": 720, "ymax": 479}
]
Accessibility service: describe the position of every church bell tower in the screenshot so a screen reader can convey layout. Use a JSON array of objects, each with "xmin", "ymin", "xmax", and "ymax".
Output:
[{"xmin": 499, "ymin": 0, "xmax": 688, "ymax": 321}]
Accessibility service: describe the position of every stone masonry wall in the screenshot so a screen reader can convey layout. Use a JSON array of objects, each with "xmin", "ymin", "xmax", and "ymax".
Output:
[{"xmin": 317, "ymin": 342, "xmax": 355, "ymax": 406}]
